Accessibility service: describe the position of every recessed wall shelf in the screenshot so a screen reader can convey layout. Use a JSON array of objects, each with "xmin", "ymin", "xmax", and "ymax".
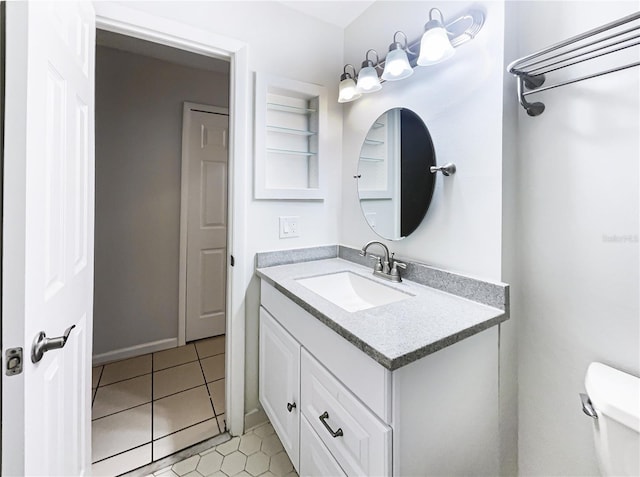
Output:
[
  {"xmin": 359, "ymin": 156, "xmax": 384, "ymax": 162},
  {"xmin": 255, "ymin": 73, "xmax": 327, "ymax": 200},
  {"xmin": 267, "ymin": 148, "xmax": 317, "ymax": 156},
  {"xmin": 266, "ymin": 125, "xmax": 317, "ymax": 136},
  {"xmin": 266, "ymin": 103, "xmax": 317, "ymax": 114},
  {"xmin": 363, "ymin": 138, "xmax": 384, "ymax": 146}
]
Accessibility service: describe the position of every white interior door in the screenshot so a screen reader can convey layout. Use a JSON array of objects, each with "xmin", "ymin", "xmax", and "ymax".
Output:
[
  {"xmin": 2, "ymin": 2, "xmax": 95, "ymax": 475},
  {"xmin": 183, "ymin": 106, "xmax": 229, "ymax": 342}
]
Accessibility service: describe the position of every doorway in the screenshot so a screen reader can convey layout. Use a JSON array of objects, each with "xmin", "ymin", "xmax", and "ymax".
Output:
[{"xmin": 90, "ymin": 31, "xmax": 231, "ymax": 475}]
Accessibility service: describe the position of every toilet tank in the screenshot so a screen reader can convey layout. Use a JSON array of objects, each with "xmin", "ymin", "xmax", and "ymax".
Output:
[{"xmin": 585, "ymin": 362, "xmax": 640, "ymax": 477}]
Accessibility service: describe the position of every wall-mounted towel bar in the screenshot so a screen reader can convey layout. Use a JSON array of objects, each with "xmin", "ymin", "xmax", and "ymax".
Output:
[{"xmin": 508, "ymin": 11, "xmax": 640, "ymax": 116}]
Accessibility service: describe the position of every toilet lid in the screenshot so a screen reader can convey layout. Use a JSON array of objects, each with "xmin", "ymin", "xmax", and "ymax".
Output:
[{"xmin": 585, "ymin": 362, "xmax": 640, "ymax": 433}]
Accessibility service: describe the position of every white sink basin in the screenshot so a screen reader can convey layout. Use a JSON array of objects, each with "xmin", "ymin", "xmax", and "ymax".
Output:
[{"xmin": 296, "ymin": 271, "xmax": 413, "ymax": 312}]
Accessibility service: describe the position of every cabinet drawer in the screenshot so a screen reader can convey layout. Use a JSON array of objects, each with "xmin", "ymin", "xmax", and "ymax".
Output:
[
  {"xmin": 300, "ymin": 349, "xmax": 392, "ymax": 476},
  {"xmin": 300, "ymin": 415, "xmax": 346, "ymax": 477}
]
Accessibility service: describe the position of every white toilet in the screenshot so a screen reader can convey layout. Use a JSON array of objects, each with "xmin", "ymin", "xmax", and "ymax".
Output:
[{"xmin": 583, "ymin": 362, "xmax": 640, "ymax": 476}]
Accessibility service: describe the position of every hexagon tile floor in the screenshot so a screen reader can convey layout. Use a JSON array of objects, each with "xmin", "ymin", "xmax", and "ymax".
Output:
[{"xmin": 145, "ymin": 422, "xmax": 298, "ymax": 477}]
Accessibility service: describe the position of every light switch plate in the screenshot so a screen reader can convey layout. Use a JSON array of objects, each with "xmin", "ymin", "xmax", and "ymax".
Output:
[{"xmin": 279, "ymin": 216, "xmax": 300, "ymax": 238}]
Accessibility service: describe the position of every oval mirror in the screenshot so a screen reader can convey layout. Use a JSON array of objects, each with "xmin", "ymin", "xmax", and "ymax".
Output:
[{"xmin": 357, "ymin": 108, "xmax": 436, "ymax": 240}]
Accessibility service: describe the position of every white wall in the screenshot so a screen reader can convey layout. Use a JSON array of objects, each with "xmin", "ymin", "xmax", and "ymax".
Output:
[
  {"xmin": 112, "ymin": 1, "xmax": 345, "ymax": 416},
  {"xmin": 512, "ymin": 2, "xmax": 640, "ymax": 475},
  {"xmin": 341, "ymin": 1, "xmax": 505, "ymax": 281},
  {"xmin": 94, "ymin": 45, "xmax": 229, "ymax": 356},
  {"xmin": 342, "ymin": 2, "xmax": 515, "ymax": 472}
]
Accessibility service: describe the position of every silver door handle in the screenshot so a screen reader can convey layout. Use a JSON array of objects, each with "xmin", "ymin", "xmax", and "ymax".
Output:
[{"xmin": 31, "ymin": 325, "xmax": 75, "ymax": 363}]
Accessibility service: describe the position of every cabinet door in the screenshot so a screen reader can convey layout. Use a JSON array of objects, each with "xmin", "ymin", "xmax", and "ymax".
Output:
[
  {"xmin": 259, "ymin": 307, "xmax": 300, "ymax": 471},
  {"xmin": 300, "ymin": 415, "xmax": 346, "ymax": 477}
]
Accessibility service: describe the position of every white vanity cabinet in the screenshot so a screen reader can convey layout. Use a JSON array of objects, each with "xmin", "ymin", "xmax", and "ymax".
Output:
[{"xmin": 259, "ymin": 279, "xmax": 500, "ymax": 477}]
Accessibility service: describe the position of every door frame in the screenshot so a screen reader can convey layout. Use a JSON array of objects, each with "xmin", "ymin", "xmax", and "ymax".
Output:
[
  {"xmin": 95, "ymin": 3, "xmax": 249, "ymax": 437},
  {"xmin": 179, "ymin": 102, "xmax": 230, "ymax": 346}
]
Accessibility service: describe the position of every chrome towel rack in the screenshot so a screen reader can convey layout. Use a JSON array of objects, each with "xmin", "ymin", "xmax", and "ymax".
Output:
[{"xmin": 508, "ymin": 11, "xmax": 640, "ymax": 116}]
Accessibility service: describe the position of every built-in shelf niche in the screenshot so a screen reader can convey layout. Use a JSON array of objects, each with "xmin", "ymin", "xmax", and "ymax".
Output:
[
  {"xmin": 255, "ymin": 73, "xmax": 327, "ymax": 200},
  {"xmin": 358, "ymin": 112, "xmax": 397, "ymax": 199}
]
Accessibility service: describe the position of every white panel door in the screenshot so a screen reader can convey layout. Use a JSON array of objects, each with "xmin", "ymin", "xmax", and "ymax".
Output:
[
  {"xmin": 259, "ymin": 307, "xmax": 301, "ymax": 471},
  {"xmin": 185, "ymin": 109, "xmax": 229, "ymax": 341},
  {"xmin": 2, "ymin": 2, "xmax": 95, "ymax": 475}
]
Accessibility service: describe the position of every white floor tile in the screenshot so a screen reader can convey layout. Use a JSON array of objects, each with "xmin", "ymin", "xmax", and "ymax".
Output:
[
  {"xmin": 208, "ymin": 378, "xmax": 225, "ymax": 416},
  {"xmin": 100, "ymin": 354, "xmax": 152, "ymax": 386},
  {"xmin": 154, "ymin": 361, "xmax": 206, "ymax": 399},
  {"xmin": 238, "ymin": 433, "xmax": 261, "ymax": 456},
  {"xmin": 269, "ymin": 451, "xmax": 293, "ymax": 476},
  {"xmin": 91, "ymin": 443, "xmax": 152, "ymax": 477},
  {"xmin": 196, "ymin": 450, "xmax": 224, "ymax": 475},
  {"xmin": 200, "ymin": 354, "xmax": 225, "ymax": 383},
  {"xmin": 171, "ymin": 454, "xmax": 200, "ymax": 475},
  {"xmin": 92, "ymin": 403, "xmax": 152, "ymax": 463},
  {"xmin": 92, "ymin": 374, "xmax": 152, "ymax": 419},
  {"xmin": 195, "ymin": 336, "xmax": 225, "ymax": 359},
  {"xmin": 92, "ymin": 366, "xmax": 103, "ymax": 389},
  {"xmin": 154, "ymin": 344, "xmax": 198, "ymax": 371},
  {"xmin": 220, "ymin": 451, "xmax": 247, "ymax": 476},
  {"xmin": 153, "ymin": 418, "xmax": 220, "ymax": 461},
  {"xmin": 153, "ymin": 386, "xmax": 215, "ymax": 439},
  {"xmin": 245, "ymin": 452, "xmax": 269, "ymax": 476}
]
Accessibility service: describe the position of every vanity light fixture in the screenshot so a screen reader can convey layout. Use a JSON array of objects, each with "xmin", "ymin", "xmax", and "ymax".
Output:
[
  {"xmin": 417, "ymin": 8, "xmax": 455, "ymax": 66},
  {"xmin": 338, "ymin": 64, "xmax": 361, "ymax": 103},
  {"xmin": 338, "ymin": 7, "xmax": 485, "ymax": 103},
  {"xmin": 356, "ymin": 49, "xmax": 382, "ymax": 93},
  {"xmin": 381, "ymin": 32, "xmax": 414, "ymax": 81}
]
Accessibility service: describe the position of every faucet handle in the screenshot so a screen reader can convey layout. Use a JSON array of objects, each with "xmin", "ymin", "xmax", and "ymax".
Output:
[
  {"xmin": 368, "ymin": 254, "xmax": 383, "ymax": 272},
  {"xmin": 393, "ymin": 261, "xmax": 407, "ymax": 270},
  {"xmin": 390, "ymin": 259, "xmax": 407, "ymax": 281}
]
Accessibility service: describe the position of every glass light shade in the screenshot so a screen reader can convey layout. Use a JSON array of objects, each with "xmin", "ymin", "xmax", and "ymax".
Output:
[
  {"xmin": 381, "ymin": 48, "xmax": 414, "ymax": 81},
  {"xmin": 338, "ymin": 77, "xmax": 361, "ymax": 103},
  {"xmin": 356, "ymin": 65, "xmax": 382, "ymax": 93},
  {"xmin": 417, "ymin": 25, "xmax": 455, "ymax": 66}
]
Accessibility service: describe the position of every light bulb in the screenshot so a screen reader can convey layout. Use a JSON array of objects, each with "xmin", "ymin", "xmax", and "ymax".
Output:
[
  {"xmin": 338, "ymin": 77, "xmax": 361, "ymax": 103},
  {"xmin": 381, "ymin": 47, "xmax": 413, "ymax": 81},
  {"xmin": 417, "ymin": 8, "xmax": 455, "ymax": 66}
]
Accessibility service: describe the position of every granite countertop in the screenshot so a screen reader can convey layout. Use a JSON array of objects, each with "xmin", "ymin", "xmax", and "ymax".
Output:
[{"xmin": 256, "ymin": 256, "xmax": 509, "ymax": 371}]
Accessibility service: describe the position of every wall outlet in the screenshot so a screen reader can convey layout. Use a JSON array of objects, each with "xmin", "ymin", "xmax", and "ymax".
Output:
[{"xmin": 279, "ymin": 216, "xmax": 300, "ymax": 238}]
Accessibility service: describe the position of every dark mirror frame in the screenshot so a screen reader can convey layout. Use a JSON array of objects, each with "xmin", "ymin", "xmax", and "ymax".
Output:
[{"xmin": 357, "ymin": 108, "xmax": 436, "ymax": 241}]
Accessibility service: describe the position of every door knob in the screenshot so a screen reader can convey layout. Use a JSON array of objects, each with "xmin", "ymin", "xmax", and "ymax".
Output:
[
  {"xmin": 287, "ymin": 402, "xmax": 296, "ymax": 412},
  {"xmin": 31, "ymin": 325, "xmax": 75, "ymax": 363}
]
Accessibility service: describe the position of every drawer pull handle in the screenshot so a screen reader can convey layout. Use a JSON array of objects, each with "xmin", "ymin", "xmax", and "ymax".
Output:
[
  {"xmin": 287, "ymin": 402, "xmax": 296, "ymax": 412},
  {"xmin": 319, "ymin": 411, "xmax": 344, "ymax": 438}
]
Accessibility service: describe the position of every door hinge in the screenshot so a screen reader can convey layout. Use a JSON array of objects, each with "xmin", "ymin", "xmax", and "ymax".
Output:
[
  {"xmin": 230, "ymin": 255, "xmax": 235, "ymax": 267},
  {"xmin": 5, "ymin": 347, "xmax": 23, "ymax": 376}
]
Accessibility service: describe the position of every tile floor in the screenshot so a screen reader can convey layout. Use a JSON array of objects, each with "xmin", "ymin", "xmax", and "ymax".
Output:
[
  {"xmin": 145, "ymin": 422, "xmax": 297, "ymax": 477},
  {"xmin": 92, "ymin": 336, "xmax": 227, "ymax": 476}
]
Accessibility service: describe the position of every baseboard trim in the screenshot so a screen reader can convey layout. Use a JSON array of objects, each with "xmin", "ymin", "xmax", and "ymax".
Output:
[
  {"xmin": 93, "ymin": 338, "xmax": 178, "ymax": 366},
  {"xmin": 244, "ymin": 407, "xmax": 268, "ymax": 431}
]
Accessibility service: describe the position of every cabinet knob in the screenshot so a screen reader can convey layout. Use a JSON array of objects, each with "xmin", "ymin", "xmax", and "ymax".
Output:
[{"xmin": 287, "ymin": 402, "xmax": 297, "ymax": 412}]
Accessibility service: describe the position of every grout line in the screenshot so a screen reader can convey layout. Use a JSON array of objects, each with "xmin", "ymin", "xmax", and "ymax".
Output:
[
  {"xmin": 92, "ymin": 366, "xmax": 104, "ymax": 407},
  {"xmin": 92, "ymin": 402, "xmax": 151, "ymax": 423},
  {"xmin": 154, "ymin": 382, "xmax": 208, "ymax": 402},
  {"xmin": 98, "ymin": 370, "xmax": 151, "ymax": 388},
  {"xmin": 91, "ymin": 442, "xmax": 151, "ymax": 465},
  {"xmin": 194, "ymin": 344, "xmax": 221, "ymax": 434},
  {"xmin": 151, "ymin": 416, "xmax": 220, "ymax": 443}
]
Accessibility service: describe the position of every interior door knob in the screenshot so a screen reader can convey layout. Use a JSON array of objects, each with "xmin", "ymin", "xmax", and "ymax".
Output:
[{"xmin": 31, "ymin": 325, "xmax": 75, "ymax": 363}]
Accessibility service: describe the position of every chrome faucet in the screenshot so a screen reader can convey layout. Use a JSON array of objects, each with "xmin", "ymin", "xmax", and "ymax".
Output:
[{"xmin": 359, "ymin": 241, "xmax": 407, "ymax": 282}]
